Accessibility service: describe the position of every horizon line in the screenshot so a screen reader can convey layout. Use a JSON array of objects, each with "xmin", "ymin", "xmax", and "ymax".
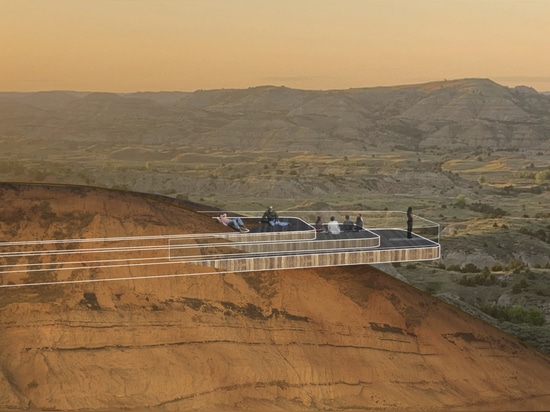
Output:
[{"xmin": 1, "ymin": 77, "xmax": 548, "ymax": 95}]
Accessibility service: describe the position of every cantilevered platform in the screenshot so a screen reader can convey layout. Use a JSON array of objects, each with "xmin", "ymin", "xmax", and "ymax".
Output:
[
  {"xmin": 170, "ymin": 217, "xmax": 440, "ymax": 272},
  {"xmin": 0, "ymin": 211, "xmax": 440, "ymax": 288}
]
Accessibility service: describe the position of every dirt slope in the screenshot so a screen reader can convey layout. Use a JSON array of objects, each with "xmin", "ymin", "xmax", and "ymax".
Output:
[{"xmin": 1, "ymin": 183, "xmax": 549, "ymax": 411}]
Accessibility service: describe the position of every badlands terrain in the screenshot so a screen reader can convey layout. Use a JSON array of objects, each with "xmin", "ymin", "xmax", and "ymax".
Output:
[
  {"xmin": 1, "ymin": 78, "xmax": 549, "ymax": 353},
  {"xmin": 0, "ymin": 183, "xmax": 550, "ymax": 411},
  {"xmin": 0, "ymin": 78, "xmax": 549, "ymax": 409}
]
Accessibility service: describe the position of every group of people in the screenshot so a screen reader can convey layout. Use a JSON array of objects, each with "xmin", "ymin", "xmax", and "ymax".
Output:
[
  {"xmin": 220, "ymin": 206, "xmax": 414, "ymax": 238},
  {"xmin": 218, "ymin": 205, "xmax": 288, "ymax": 233},
  {"xmin": 315, "ymin": 214, "xmax": 364, "ymax": 235},
  {"xmin": 315, "ymin": 208, "xmax": 414, "ymax": 238}
]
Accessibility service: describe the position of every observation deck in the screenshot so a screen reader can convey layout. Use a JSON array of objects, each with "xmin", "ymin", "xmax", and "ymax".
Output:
[
  {"xmin": 177, "ymin": 210, "xmax": 441, "ymax": 272},
  {"xmin": 0, "ymin": 211, "xmax": 440, "ymax": 288}
]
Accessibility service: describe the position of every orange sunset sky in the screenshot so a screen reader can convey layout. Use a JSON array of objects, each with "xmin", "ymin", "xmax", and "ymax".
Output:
[{"xmin": 2, "ymin": 0, "xmax": 550, "ymax": 93}]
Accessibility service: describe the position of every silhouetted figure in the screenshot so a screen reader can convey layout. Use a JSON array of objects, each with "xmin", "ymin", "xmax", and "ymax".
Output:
[
  {"xmin": 343, "ymin": 215, "xmax": 354, "ymax": 232},
  {"xmin": 406, "ymin": 206, "xmax": 413, "ymax": 239},
  {"xmin": 354, "ymin": 214, "xmax": 364, "ymax": 231},
  {"xmin": 314, "ymin": 216, "xmax": 327, "ymax": 233}
]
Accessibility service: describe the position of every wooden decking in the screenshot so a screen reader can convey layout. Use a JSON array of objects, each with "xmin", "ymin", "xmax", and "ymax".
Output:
[{"xmin": 170, "ymin": 217, "xmax": 440, "ymax": 272}]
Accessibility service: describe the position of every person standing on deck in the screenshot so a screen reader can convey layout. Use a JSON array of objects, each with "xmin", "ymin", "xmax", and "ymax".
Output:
[{"xmin": 406, "ymin": 206, "xmax": 413, "ymax": 239}]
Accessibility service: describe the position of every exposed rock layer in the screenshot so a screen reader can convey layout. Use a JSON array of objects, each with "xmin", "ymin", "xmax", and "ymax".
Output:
[{"xmin": 1, "ymin": 184, "xmax": 550, "ymax": 411}]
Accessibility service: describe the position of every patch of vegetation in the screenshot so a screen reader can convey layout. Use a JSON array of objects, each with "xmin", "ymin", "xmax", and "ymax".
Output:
[
  {"xmin": 507, "ymin": 258, "xmax": 527, "ymax": 274},
  {"xmin": 461, "ymin": 263, "xmax": 482, "ymax": 273},
  {"xmin": 512, "ymin": 277, "xmax": 529, "ymax": 294},
  {"xmin": 480, "ymin": 304, "xmax": 545, "ymax": 326},
  {"xmin": 535, "ymin": 168, "xmax": 550, "ymax": 184},
  {"xmin": 425, "ymin": 281, "xmax": 442, "ymax": 294},
  {"xmin": 518, "ymin": 226, "xmax": 549, "ymax": 243},
  {"xmin": 458, "ymin": 272, "xmax": 496, "ymax": 287},
  {"xmin": 491, "ymin": 262, "xmax": 504, "ymax": 272},
  {"xmin": 467, "ymin": 201, "xmax": 507, "ymax": 218}
]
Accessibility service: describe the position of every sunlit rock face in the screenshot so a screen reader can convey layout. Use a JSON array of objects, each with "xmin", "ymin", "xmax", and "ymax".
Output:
[{"xmin": 1, "ymin": 183, "xmax": 550, "ymax": 411}]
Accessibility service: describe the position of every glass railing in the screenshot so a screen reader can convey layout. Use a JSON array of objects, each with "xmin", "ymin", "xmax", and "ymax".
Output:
[{"xmin": 200, "ymin": 210, "xmax": 440, "ymax": 245}]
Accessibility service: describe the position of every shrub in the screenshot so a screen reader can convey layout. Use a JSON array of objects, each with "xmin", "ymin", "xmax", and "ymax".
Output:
[
  {"xmin": 447, "ymin": 264, "xmax": 461, "ymax": 272},
  {"xmin": 426, "ymin": 282, "xmax": 442, "ymax": 294},
  {"xmin": 480, "ymin": 304, "xmax": 545, "ymax": 326},
  {"xmin": 512, "ymin": 277, "xmax": 528, "ymax": 294},
  {"xmin": 535, "ymin": 169, "xmax": 550, "ymax": 184},
  {"xmin": 507, "ymin": 258, "xmax": 526, "ymax": 272},
  {"xmin": 454, "ymin": 194, "xmax": 466, "ymax": 209},
  {"xmin": 458, "ymin": 272, "xmax": 496, "ymax": 287},
  {"xmin": 461, "ymin": 263, "xmax": 480, "ymax": 273},
  {"xmin": 519, "ymin": 227, "xmax": 549, "ymax": 243},
  {"xmin": 467, "ymin": 201, "xmax": 507, "ymax": 218},
  {"xmin": 491, "ymin": 262, "xmax": 504, "ymax": 272},
  {"xmin": 459, "ymin": 275, "xmax": 473, "ymax": 286}
]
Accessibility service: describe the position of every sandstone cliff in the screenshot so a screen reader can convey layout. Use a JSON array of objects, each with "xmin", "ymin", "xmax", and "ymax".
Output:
[{"xmin": 1, "ymin": 184, "xmax": 550, "ymax": 411}]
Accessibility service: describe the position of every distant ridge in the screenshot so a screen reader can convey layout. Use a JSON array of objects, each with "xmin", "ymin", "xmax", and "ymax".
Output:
[{"xmin": 1, "ymin": 78, "xmax": 549, "ymax": 154}]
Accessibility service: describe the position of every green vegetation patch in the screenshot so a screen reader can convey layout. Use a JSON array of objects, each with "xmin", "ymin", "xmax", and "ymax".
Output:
[{"xmin": 480, "ymin": 304, "xmax": 545, "ymax": 326}]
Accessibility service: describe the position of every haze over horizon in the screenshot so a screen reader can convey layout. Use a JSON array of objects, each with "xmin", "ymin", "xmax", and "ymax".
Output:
[{"xmin": 2, "ymin": 0, "xmax": 550, "ymax": 93}]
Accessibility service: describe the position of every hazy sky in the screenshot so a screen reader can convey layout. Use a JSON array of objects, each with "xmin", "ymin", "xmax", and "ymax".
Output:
[{"xmin": 2, "ymin": 0, "xmax": 550, "ymax": 92}]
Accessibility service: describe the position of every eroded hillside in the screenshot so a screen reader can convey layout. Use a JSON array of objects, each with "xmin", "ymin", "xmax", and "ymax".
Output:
[
  {"xmin": 1, "ymin": 79, "xmax": 549, "ymax": 220},
  {"xmin": 1, "ymin": 184, "xmax": 549, "ymax": 411}
]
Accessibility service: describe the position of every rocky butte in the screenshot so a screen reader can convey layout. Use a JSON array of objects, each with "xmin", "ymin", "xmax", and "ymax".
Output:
[{"xmin": 0, "ymin": 183, "xmax": 550, "ymax": 411}]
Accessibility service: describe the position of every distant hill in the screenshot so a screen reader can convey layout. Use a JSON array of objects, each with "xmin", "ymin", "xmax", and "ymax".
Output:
[
  {"xmin": 1, "ymin": 78, "xmax": 549, "ymax": 154},
  {"xmin": 1, "ymin": 183, "xmax": 550, "ymax": 411}
]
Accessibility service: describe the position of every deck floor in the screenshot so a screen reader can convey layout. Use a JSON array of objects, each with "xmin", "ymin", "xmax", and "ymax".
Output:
[{"xmin": 0, "ymin": 216, "xmax": 440, "ymax": 288}]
